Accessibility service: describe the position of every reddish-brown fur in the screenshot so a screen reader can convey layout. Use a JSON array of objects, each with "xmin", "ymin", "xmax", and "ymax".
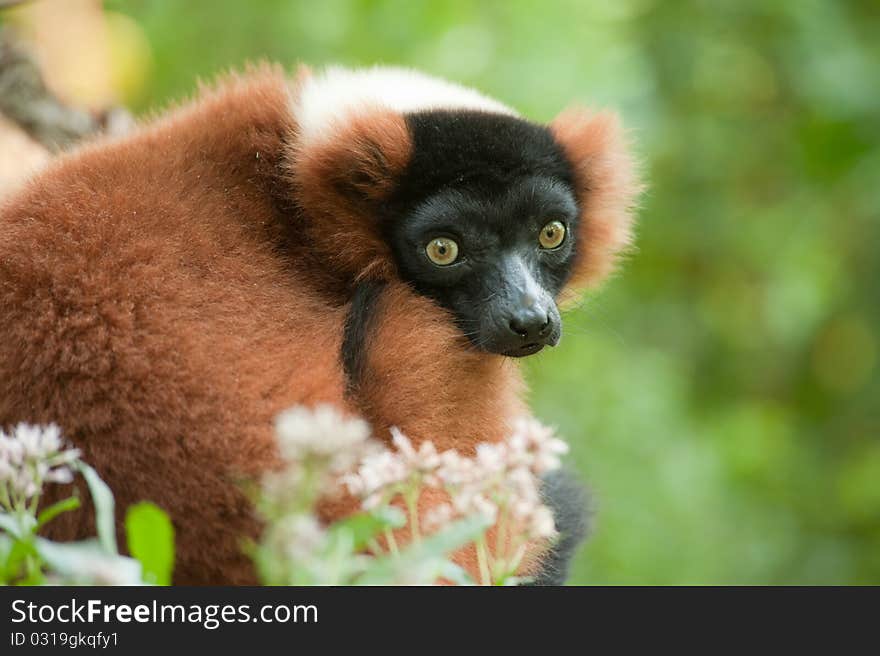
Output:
[
  {"xmin": 0, "ymin": 67, "xmax": 638, "ymax": 584},
  {"xmin": 551, "ymin": 108, "xmax": 642, "ymax": 303}
]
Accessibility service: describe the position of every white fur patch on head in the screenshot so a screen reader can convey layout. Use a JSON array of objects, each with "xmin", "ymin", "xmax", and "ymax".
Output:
[{"xmin": 293, "ymin": 65, "xmax": 518, "ymax": 144}]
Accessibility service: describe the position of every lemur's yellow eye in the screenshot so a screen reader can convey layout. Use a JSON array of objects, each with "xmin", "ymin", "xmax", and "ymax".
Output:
[
  {"xmin": 539, "ymin": 220, "xmax": 566, "ymax": 249},
  {"xmin": 426, "ymin": 237, "xmax": 459, "ymax": 266}
]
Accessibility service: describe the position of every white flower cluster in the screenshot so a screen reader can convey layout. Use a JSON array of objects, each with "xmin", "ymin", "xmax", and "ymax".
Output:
[
  {"xmin": 263, "ymin": 405, "xmax": 377, "ymax": 510},
  {"xmin": 260, "ymin": 405, "xmax": 382, "ymax": 584},
  {"xmin": 343, "ymin": 417, "xmax": 569, "ymax": 541},
  {"xmin": 341, "ymin": 428, "xmax": 443, "ymax": 509},
  {"xmin": 259, "ymin": 405, "xmax": 571, "ymax": 584},
  {"xmin": 274, "ymin": 404, "xmax": 372, "ymax": 472},
  {"xmin": 0, "ymin": 423, "xmax": 81, "ymax": 508},
  {"xmin": 265, "ymin": 514, "xmax": 328, "ymax": 565}
]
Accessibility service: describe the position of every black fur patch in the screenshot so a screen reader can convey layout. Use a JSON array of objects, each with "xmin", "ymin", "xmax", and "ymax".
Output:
[
  {"xmin": 393, "ymin": 110, "xmax": 575, "ymax": 209},
  {"xmin": 341, "ymin": 280, "xmax": 386, "ymax": 395},
  {"xmin": 529, "ymin": 469, "xmax": 592, "ymax": 586}
]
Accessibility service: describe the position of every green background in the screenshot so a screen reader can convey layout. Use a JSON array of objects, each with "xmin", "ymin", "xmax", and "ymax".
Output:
[{"xmin": 86, "ymin": 0, "xmax": 880, "ymax": 583}]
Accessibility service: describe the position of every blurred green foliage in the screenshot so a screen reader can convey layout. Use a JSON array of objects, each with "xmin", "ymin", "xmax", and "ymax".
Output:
[{"xmin": 104, "ymin": 0, "xmax": 880, "ymax": 583}]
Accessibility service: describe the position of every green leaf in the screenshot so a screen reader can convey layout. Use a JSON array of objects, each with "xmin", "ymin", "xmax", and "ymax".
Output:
[
  {"xmin": 76, "ymin": 462, "xmax": 117, "ymax": 554},
  {"xmin": 36, "ymin": 497, "xmax": 81, "ymax": 530},
  {"xmin": 437, "ymin": 560, "xmax": 476, "ymax": 586},
  {"xmin": 0, "ymin": 534, "xmax": 12, "ymax": 584},
  {"xmin": 409, "ymin": 514, "xmax": 492, "ymax": 558},
  {"xmin": 500, "ymin": 576, "xmax": 531, "ymax": 586},
  {"xmin": 0, "ymin": 512, "xmax": 22, "ymax": 538},
  {"xmin": 0, "ymin": 512, "xmax": 37, "ymax": 538},
  {"xmin": 3, "ymin": 538, "xmax": 41, "ymax": 584},
  {"xmin": 125, "ymin": 502, "xmax": 175, "ymax": 586},
  {"xmin": 357, "ymin": 515, "xmax": 490, "ymax": 585},
  {"xmin": 35, "ymin": 537, "xmax": 142, "ymax": 584},
  {"xmin": 327, "ymin": 506, "xmax": 406, "ymax": 551}
]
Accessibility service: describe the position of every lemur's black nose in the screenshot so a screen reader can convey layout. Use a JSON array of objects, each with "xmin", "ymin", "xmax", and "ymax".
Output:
[{"xmin": 508, "ymin": 308, "xmax": 551, "ymax": 342}]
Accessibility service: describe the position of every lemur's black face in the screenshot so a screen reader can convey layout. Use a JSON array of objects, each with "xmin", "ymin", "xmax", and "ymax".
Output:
[{"xmin": 385, "ymin": 111, "xmax": 579, "ymax": 357}]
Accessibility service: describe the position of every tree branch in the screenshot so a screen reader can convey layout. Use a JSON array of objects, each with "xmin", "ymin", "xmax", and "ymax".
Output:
[{"xmin": 0, "ymin": 26, "xmax": 101, "ymax": 151}]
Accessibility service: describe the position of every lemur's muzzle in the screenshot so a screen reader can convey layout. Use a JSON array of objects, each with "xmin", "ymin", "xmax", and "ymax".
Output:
[{"xmin": 483, "ymin": 256, "xmax": 562, "ymax": 357}]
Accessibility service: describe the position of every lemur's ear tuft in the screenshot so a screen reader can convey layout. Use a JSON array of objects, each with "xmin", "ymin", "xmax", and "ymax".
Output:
[
  {"xmin": 550, "ymin": 107, "xmax": 643, "ymax": 303},
  {"xmin": 325, "ymin": 111, "xmax": 411, "ymax": 204},
  {"xmin": 285, "ymin": 106, "xmax": 411, "ymax": 281}
]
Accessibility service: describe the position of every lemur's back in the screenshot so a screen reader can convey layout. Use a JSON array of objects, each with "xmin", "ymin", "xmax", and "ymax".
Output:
[{"xmin": 0, "ymin": 68, "xmax": 353, "ymax": 583}]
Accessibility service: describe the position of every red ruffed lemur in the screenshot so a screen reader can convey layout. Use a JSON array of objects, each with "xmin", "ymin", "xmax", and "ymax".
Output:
[{"xmin": 0, "ymin": 64, "xmax": 640, "ymax": 584}]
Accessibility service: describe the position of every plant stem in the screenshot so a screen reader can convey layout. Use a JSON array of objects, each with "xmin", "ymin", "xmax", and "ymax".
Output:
[
  {"xmin": 494, "ymin": 503, "xmax": 510, "ymax": 581},
  {"xmin": 366, "ymin": 538, "xmax": 384, "ymax": 556},
  {"xmin": 405, "ymin": 488, "xmax": 421, "ymax": 543},
  {"xmin": 0, "ymin": 482, "xmax": 11, "ymax": 512},
  {"xmin": 506, "ymin": 540, "xmax": 528, "ymax": 577},
  {"xmin": 476, "ymin": 536, "xmax": 491, "ymax": 586},
  {"xmin": 384, "ymin": 528, "xmax": 399, "ymax": 556}
]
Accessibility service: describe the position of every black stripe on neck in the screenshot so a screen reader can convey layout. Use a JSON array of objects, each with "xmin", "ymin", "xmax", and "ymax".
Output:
[{"xmin": 342, "ymin": 279, "xmax": 386, "ymax": 396}]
